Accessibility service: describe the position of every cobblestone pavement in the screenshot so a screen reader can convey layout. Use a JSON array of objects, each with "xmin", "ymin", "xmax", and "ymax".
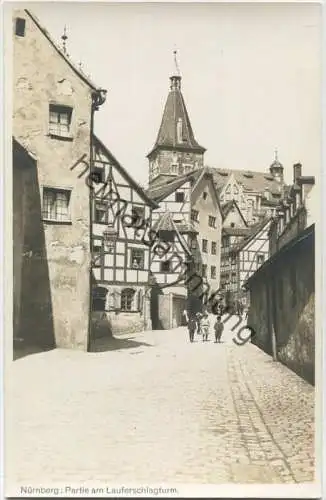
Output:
[{"xmin": 7, "ymin": 317, "xmax": 315, "ymax": 486}]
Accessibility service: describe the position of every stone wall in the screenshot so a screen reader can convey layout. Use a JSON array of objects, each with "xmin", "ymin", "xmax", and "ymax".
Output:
[
  {"xmin": 13, "ymin": 10, "xmax": 96, "ymax": 350},
  {"xmin": 248, "ymin": 227, "xmax": 315, "ymax": 384}
]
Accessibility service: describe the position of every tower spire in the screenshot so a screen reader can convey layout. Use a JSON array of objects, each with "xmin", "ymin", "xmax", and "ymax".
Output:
[{"xmin": 274, "ymin": 148, "xmax": 279, "ymax": 162}]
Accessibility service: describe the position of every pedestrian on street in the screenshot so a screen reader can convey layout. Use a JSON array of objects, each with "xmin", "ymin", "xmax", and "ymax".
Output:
[
  {"xmin": 187, "ymin": 316, "xmax": 197, "ymax": 343},
  {"xmin": 200, "ymin": 312, "xmax": 210, "ymax": 342},
  {"xmin": 214, "ymin": 316, "xmax": 224, "ymax": 343}
]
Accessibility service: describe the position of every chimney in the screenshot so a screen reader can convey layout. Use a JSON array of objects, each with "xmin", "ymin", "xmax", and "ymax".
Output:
[{"xmin": 293, "ymin": 163, "xmax": 302, "ymax": 183}]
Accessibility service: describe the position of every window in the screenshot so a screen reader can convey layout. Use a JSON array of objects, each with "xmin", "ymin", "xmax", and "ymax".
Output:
[
  {"xmin": 211, "ymin": 266, "xmax": 216, "ymax": 279},
  {"xmin": 159, "ymin": 230, "xmax": 174, "ymax": 243},
  {"xmin": 208, "ymin": 216, "xmax": 216, "ymax": 228},
  {"xmin": 90, "ymin": 167, "xmax": 104, "ymax": 184},
  {"xmin": 190, "ymin": 237, "xmax": 197, "ymax": 250},
  {"xmin": 121, "ymin": 288, "xmax": 135, "ymax": 311},
  {"xmin": 92, "ymin": 240, "xmax": 102, "ymax": 268},
  {"xmin": 49, "ymin": 104, "xmax": 72, "ymax": 138},
  {"xmin": 231, "ymin": 272, "xmax": 237, "ymax": 284},
  {"xmin": 230, "ymin": 222, "xmax": 235, "ymax": 228},
  {"xmin": 175, "ymin": 192, "xmax": 185, "ymax": 203},
  {"xmin": 94, "ymin": 200, "xmax": 108, "ymax": 224},
  {"xmin": 225, "ymin": 185, "xmax": 231, "ymax": 194},
  {"xmin": 130, "ymin": 248, "xmax": 144, "ymax": 269},
  {"xmin": 233, "ymin": 185, "xmax": 239, "ymax": 194},
  {"xmin": 15, "ymin": 18, "xmax": 26, "ymax": 37},
  {"xmin": 160, "ymin": 260, "xmax": 171, "ymax": 272},
  {"xmin": 42, "ymin": 187, "xmax": 71, "ymax": 222},
  {"xmin": 202, "ymin": 264, "xmax": 207, "ymax": 277},
  {"xmin": 257, "ymin": 253, "xmax": 265, "ymax": 266},
  {"xmin": 191, "ymin": 209, "xmax": 199, "ymax": 222},
  {"xmin": 202, "ymin": 239, "xmax": 208, "ymax": 253},
  {"xmin": 222, "ymin": 236, "xmax": 230, "ymax": 248},
  {"xmin": 211, "ymin": 241, "xmax": 217, "ymax": 254},
  {"xmin": 203, "ymin": 192, "xmax": 208, "ymax": 200},
  {"xmin": 132, "ymin": 205, "xmax": 145, "ymax": 225}
]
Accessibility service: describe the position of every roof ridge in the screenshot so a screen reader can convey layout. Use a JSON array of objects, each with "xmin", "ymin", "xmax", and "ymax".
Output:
[{"xmin": 25, "ymin": 9, "xmax": 102, "ymax": 92}]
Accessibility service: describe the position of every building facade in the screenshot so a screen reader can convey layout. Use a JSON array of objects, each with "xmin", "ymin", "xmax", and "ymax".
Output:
[
  {"xmin": 13, "ymin": 9, "xmax": 106, "ymax": 351},
  {"xmin": 207, "ymin": 153, "xmax": 285, "ymax": 226},
  {"xmin": 90, "ymin": 136, "xmax": 158, "ymax": 338},
  {"xmin": 245, "ymin": 164, "xmax": 315, "ymax": 384},
  {"xmin": 147, "ymin": 168, "xmax": 222, "ymax": 327}
]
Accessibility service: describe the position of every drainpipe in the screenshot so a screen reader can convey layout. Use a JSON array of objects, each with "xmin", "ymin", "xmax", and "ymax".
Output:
[
  {"xmin": 87, "ymin": 89, "xmax": 107, "ymax": 353},
  {"xmin": 269, "ymin": 273, "xmax": 278, "ymax": 362}
]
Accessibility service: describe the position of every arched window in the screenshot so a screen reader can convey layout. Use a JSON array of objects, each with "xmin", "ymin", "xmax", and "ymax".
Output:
[{"xmin": 121, "ymin": 288, "xmax": 135, "ymax": 311}]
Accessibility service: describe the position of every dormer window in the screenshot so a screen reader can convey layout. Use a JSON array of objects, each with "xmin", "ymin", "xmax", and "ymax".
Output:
[{"xmin": 177, "ymin": 118, "xmax": 183, "ymax": 143}]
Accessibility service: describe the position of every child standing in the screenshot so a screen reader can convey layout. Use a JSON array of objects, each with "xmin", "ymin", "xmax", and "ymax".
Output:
[
  {"xmin": 214, "ymin": 316, "xmax": 224, "ymax": 343},
  {"xmin": 200, "ymin": 312, "xmax": 210, "ymax": 342}
]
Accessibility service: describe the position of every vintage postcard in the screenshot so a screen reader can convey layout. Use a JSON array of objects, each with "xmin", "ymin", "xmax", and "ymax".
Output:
[{"xmin": 3, "ymin": 1, "xmax": 322, "ymax": 497}]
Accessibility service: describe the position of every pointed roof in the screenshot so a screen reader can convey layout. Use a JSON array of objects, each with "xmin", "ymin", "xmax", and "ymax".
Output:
[
  {"xmin": 221, "ymin": 199, "xmax": 248, "ymax": 226},
  {"xmin": 147, "ymin": 59, "xmax": 206, "ymax": 157},
  {"xmin": 152, "ymin": 211, "xmax": 192, "ymax": 256}
]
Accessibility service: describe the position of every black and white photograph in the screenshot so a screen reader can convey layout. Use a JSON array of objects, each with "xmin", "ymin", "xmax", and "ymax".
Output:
[{"xmin": 4, "ymin": 1, "xmax": 322, "ymax": 496}]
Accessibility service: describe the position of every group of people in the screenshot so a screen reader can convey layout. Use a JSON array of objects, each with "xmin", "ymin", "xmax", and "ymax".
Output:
[{"xmin": 184, "ymin": 311, "xmax": 224, "ymax": 344}]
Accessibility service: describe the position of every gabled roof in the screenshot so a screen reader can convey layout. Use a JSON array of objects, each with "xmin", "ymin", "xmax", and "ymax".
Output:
[
  {"xmin": 152, "ymin": 211, "xmax": 192, "ymax": 256},
  {"xmin": 221, "ymin": 199, "xmax": 248, "ymax": 226},
  {"xmin": 25, "ymin": 10, "xmax": 103, "ymax": 92},
  {"xmin": 93, "ymin": 136, "xmax": 158, "ymax": 209},
  {"xmin": 206, "ymin": 166, "xmax": 285, "ymax": 196},
  {"xmin": 230, "ymin": 217, "xmax": 271, "ymax": 254},
  {"xmin": 146, "ymin": 168, "xmax": 203, "ymax": 202},
  {"xmin": 146, "ymin": 167, "xmax": 222, "ymax": 217},
  {"xmin": 147, "ymin": 76, "xmax": 205, "ymax": 157}
]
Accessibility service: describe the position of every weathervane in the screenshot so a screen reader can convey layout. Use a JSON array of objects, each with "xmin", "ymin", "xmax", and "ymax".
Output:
[
  {"xmin": 61, "ymin": 25, "xmax": 68, "ymax": 55},
  {"xmin": 173, "ymin": 48, "xmax": 181, "ymax": 77}
]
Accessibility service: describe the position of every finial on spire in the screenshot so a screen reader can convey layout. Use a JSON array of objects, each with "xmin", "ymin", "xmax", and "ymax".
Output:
[
  {"xmin": 274, "ymin": 148, "xmax": 279, "ymax": 162},
  {"xmin": 173, "ymin": 49, "xmax": 181, "ymax": 77},
  {"xmin": 61, "ymin": 25, "xmax": 68, "ymax": 55}
]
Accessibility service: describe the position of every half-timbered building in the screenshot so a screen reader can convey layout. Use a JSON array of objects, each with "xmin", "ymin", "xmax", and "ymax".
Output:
[
  {"xmin": 91, "ymin": 136, "xmax": 158, "ymax": 337},
  {"xmin": 147, "ymin": 167, "xmax": 222, "ymax": 327},
  {"xmin": 224, "ymin": 218, "xmax": 271, "ymax": 305}
]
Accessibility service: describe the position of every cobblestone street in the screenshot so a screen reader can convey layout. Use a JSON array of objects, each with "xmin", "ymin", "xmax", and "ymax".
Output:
[{"xmin": 7, "ymin": 317, "xmax": 315, "ymax": 487}]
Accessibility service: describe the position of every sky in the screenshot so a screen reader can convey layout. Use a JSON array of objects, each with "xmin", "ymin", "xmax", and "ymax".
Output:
[{"xmin": 24, "ymin": 2, "xmax": 321, "ymax": 186}]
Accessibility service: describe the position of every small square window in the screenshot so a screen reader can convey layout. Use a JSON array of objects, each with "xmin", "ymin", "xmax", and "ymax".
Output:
[
  {"xmin": 90, "ymin": 167, "xmax": 104, "ymax": 184},
  {"xmin": 130, "ymin": 248, "xmax": 144, "ymax": 269},
  {"xmin": 160, "ymin": 260, "xmax": 171, "ymax": 272},
  {"xmin": 257, "ymin": 253, "xmax": 265, "ymax": 265},
  {"xmin": 49, "ymin": 104, "xmax": 73, "ymax": 138},
  {"xmin": 175, "ymin": 192, "xmax": 185, "ymax": 203},
  {"xmin": 15, "ymin": 18, "xmax": 26, "ymax": 37},
  {"xmin": 159, "ymin": 230, "xmax": 174, "ymax": 243},
  {"xmin": 42, "ymin": 187, "xmax": 71, "ymax": 223}
]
